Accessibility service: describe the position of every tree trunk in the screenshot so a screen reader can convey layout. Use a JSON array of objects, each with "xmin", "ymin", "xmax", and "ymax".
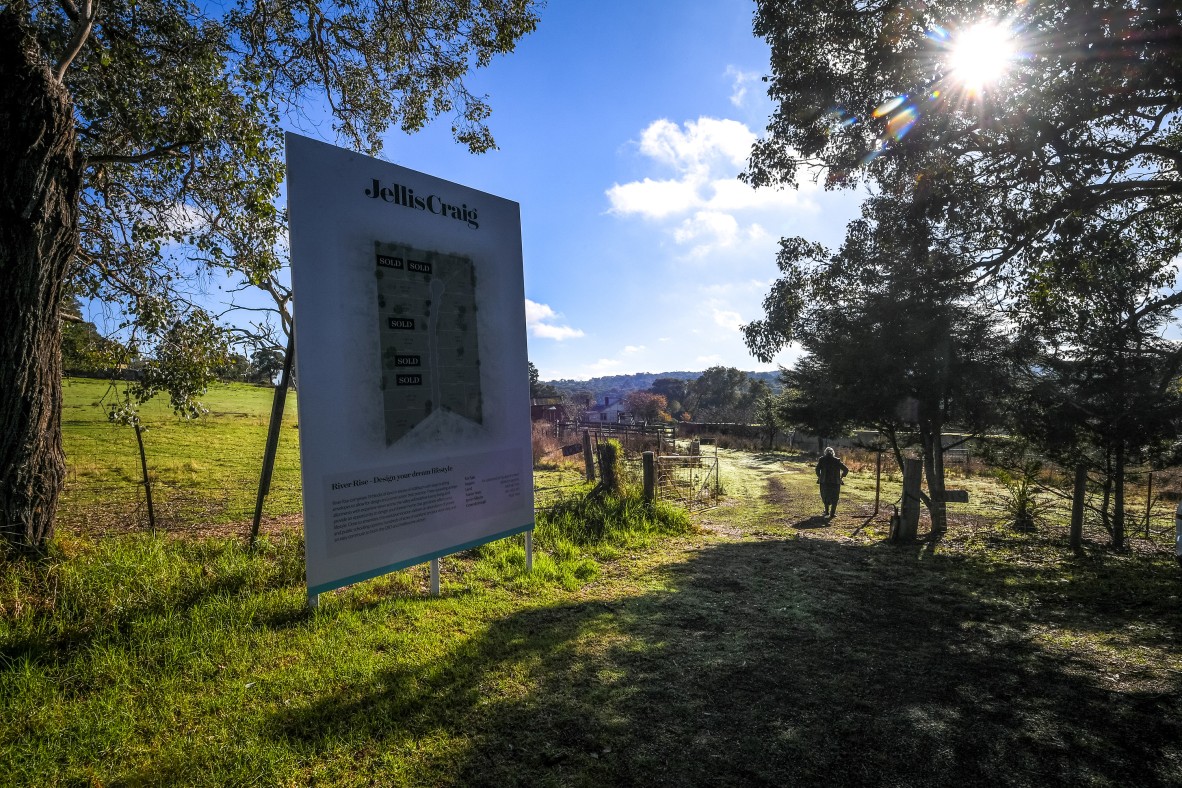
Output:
[
  {"xmin": 1069, "ymin": 464, "xmax": 1087, "ymax": 550},
  {"xmin": 920, "ymin": 420, "xmax": 948, "ymax": 535},
  {"xmin": 1101, "ymin": 447, "xmax": 1113, "ymax": 538},
  {"xmin": 0, "ymin": 12, "xmax": 81, "ymax": 552}
]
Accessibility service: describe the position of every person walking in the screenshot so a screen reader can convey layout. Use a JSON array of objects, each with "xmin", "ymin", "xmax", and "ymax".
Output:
[{"xmin": 815, "ymin": 446, "xmax": 849, "ymax": 517}]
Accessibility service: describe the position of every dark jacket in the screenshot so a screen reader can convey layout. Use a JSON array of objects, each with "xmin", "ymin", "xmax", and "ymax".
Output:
[{"xmin": 816, "ymin": 454, "xmax": 849, "ymax": 486}]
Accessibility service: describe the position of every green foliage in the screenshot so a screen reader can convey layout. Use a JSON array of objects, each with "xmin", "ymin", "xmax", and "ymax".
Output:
[
  {"xmin": 754, "ymin": 393, "xmax": 782, "ymax": 449},
  {"xmin": 527, "ymin": 360, "xmax": 558, "ymax": 399},
  {"xmin": 60, "ymin": 303, "xmax": 125, "ymax": 377},
  {"xmin": 214, "ymin": 353, "xmax": 251, "ymax": 382},
  {"xmin": 747, "ymin": 0, "xmax": 1182, "ymax": 262},
  {"xmin": 623, "ymin": 390, "xmax": 668, "ymax": 422},
  {"xmin": 537, "ymin": 488, "xmax": 693, "ymax": 551},
  {"xmin": 595, "ymin": 439, "xmax": 624, "ymax": 496},
  {"xmin": 687, "ymin": 366, "xmax": 770, "ymax": 424},
  {"xmin": 777, "ymin": 356, "xmax": 855, "ymax": 441},
  {"xmin": 991, "ymin": 468, "xmax": 1054, "ymax": 533},
  {"xmin": 1012, "ymin": 219, "xmax": 1182, "ymax": 457},
  {"xmin": 248, "ymin": 347, "xmax": 285, "ymax": 386}
]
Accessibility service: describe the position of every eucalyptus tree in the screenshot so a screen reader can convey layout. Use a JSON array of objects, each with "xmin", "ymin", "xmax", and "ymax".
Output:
[
  {"xmin": 744, "ymin": 0, "xmax": 1182, "ymax": 537},
  {"xmin": 776, "ymin": 355, "xmax": 859, "ymax": 449},
  {"xmin": 746, "ymin": 0, "xmax": 1182, "ymax": 279},
  {"xmin": 1008, "ymin": 218, "xmax": 1182, "ymax": 549},
  {"xmin": 686, "ymin": 366, "xmax": 770, "ymax": 424},
  {"xmin": 746, "ymin": 191, "xmax": 1012, "ymax": 534},
  {"xmin": 0, "ymin": 0, "xmax": 539, "ymax": 551}
]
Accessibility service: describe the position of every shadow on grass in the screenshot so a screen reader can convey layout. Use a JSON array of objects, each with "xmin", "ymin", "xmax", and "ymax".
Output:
[
  {"xmin": 236, "ymin": 537, "xmax": 1182, "ymax": 786},
  {"xmin": 777, "ymin": 452, "xmax": 821, "ymax": 467},
  {"xmin": 747, "ymin": 452, "xmax": 809, "ymax": 468}
]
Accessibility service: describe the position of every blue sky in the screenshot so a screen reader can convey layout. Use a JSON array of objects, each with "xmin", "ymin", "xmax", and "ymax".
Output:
[{"xmin": 363, "ymin": 0, "xmax": 867, "ymax": 381}]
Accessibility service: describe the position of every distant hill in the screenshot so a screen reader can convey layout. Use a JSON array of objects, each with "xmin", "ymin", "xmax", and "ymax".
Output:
[{"xmin": 546, "ymin": 370, "xmax": 782, "ymax": 403}]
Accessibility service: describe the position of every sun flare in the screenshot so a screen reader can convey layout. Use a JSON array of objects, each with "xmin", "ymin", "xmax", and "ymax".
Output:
[{"xmin": 948, "ymin": 22, "xmax": 1016, "ymax": 92}]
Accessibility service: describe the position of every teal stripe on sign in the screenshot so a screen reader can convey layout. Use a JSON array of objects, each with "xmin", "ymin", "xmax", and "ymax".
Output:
[{"xmin": 307, "ymin": 522, "xmax": 535, "ymax": 599}]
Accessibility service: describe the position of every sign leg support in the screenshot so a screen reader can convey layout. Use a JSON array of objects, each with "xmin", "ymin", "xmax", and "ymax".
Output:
[
  {"xmin": 525, "ymin": 530, "xmax": 533, "ymax": 572},
  {"xmin": 430, "ymin": 558, "xmax": 441, "ymax": 596},
  {"xmin": 250, "ymin": 330, "xmax": 296, "ymax": 549}
]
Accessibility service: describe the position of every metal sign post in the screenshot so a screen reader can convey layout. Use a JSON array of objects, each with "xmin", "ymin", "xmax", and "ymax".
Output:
[{"xmin": 249, "ymin": 330, "xmax": 295, "ymax": 550}]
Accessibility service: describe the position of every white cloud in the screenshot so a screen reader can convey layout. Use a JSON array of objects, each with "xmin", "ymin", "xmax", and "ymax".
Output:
[
  {"xmin": 638, "ymin": 117, "xmax": 754, "ymax": 171},
  {"xmin": 605, "ymin": 177, "xmax": 700, "ymax": 220},
  {"xmin": 607, "ymin": 116, "xmax": 818, "ymax": 258},
  {"xmin": 525, "ymin": 299, "xmax": 584, "ymax": 341},
  {"xmin": 706, "ymin": 178, "xmax": 808, "ymax": 214},
  {"xmin": 697, "ymin": 354, "xmax": 724, "ymax": 365},
  {"xmin": 622, "ymin": 345, "xmax": 645, "ymax": 354},
  {"xmin": 712, "ymin": 308, "xmax": 743, "ymax": 332},
  {"xmin": 674, "ymin": 210, "xmax": 739, "ymax": 249},
  {"xmin": 725, "ymin": 66, "xmax": 762, "ymax": 108}
]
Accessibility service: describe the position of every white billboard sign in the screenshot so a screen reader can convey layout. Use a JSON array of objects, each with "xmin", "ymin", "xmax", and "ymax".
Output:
[{"xmin": 285, "ymin": 133, "xmax": 532, "ymax": 601}]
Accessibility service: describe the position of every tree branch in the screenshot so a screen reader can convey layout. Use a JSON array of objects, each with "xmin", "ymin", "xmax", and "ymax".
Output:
[
  {"xmin": 55, "ymin": 0, "xmax": 99, "ymax": 83},
  {"xmin": 86, "ymin": 140, "xmax": 197, "ymax": 165}
]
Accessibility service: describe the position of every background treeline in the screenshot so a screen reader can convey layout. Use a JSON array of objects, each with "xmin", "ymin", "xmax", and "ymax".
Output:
[{"xmin": 532, "ymin": 364, "xmax": 781, "ymax": 424}]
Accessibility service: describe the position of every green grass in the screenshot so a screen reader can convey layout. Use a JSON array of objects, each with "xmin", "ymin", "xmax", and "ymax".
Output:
[
  {"xmin": 59, "ymin": 377, "xmax": 302, "ymax": 530},
  {"xmin": 0, "ymin": 480, "xmax": 697, "ymax": 786},
  {"xmin": 5, "ymin": 425, "xmax": 1181, "ymax": 786}
]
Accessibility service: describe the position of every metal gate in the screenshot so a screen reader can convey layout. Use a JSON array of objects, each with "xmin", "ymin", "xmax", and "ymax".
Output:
[{"xmin": 656, "ymin": 452, "xmax": 720, "ymax": 511}]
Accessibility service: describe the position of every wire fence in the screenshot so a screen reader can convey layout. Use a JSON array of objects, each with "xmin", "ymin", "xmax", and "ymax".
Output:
[
  {"xmin": 531, "ymin": 425, "xmax": 722, "ymax": 512},
  {"xmin": 57, "ymin": 425, "xmax": 1182, "ymax": 545},
  {"xmin": 57, "ymin": 459, "xmax": 304, "ymax": 535}
]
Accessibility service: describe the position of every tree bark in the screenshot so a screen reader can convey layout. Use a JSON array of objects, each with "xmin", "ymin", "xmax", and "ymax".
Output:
[
  {"xmin": 920, "ymin": 418, "xmax": 948, "ymax": 535},
  {"xmin": 0, "ymin": 11, "xmax": 81, "ymax": 552},
  {"xmin": 1069, "ymin": 464, "xmax": 1087, "ymax": 549}
]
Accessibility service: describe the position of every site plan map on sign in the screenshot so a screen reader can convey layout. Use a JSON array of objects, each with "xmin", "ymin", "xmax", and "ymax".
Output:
[{"xmin": 375, "ymin": 242, "xmax": 483, "ymax": 444}]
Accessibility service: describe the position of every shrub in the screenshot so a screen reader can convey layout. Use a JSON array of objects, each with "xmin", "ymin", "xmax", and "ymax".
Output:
[
  {"xmin": 538, "ymin": 487, "xmax": 692, "ymax": 547},
  {"xmin": 992, "ymin": 466, "xmax": 1053, "ymax": 532},
  {"xmin": 596, "ymin": 439, "xmax": 623, "ymax": 496},
  {"xmin": 531, "ymin": 420, "xmax": 562, "ymax": 467}
]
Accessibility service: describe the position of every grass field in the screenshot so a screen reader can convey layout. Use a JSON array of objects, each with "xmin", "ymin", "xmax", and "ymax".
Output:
[
  {"xmin": 58, "ymin": 377, "xmax": 302, "ymax": 532},
  {"xmin": 4, "ymin": 399, "xmax": 1181, "ymax": 786}
]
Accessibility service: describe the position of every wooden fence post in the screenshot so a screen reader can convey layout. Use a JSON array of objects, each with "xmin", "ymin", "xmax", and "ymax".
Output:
[
  {"xmin": 1145, "ymin": 471, "xmax": 1153, "ymax": 538},
  {"xmin": 643, "ymin": 451, "xmax": 656, "ymax": 501},
  {"xmin": 1070, "ymin": 464, "xmax": 1087, "ymax": 549},
  {"xmin": 582, "ymin": 429, "xmax": 596, "ymax": 482},
  {"xmin": 899, "ymin": 458, "xmax": 922, "ymax": 541},
  {"xmin": 873, "ymin": 450, "xmax": 883, "ymax": 516}
]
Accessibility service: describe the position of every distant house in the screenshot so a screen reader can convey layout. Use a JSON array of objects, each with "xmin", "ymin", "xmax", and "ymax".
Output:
[
  {"xmin": 583, "ymin": 395, "xmax": 630, "ymax": 424},
  {"xmin": 530, "ymin": 396, "xmax": 567, "ymax": 422}
]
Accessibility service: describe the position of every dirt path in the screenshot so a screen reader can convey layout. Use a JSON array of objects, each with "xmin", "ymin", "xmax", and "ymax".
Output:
[
  {"xmin": 696, "ymin": 449, "xmax": 895, "ymax": 545},
  {"xmin": 573, "ymin": 449, "xmax": 1182, "ymax": 786}
]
